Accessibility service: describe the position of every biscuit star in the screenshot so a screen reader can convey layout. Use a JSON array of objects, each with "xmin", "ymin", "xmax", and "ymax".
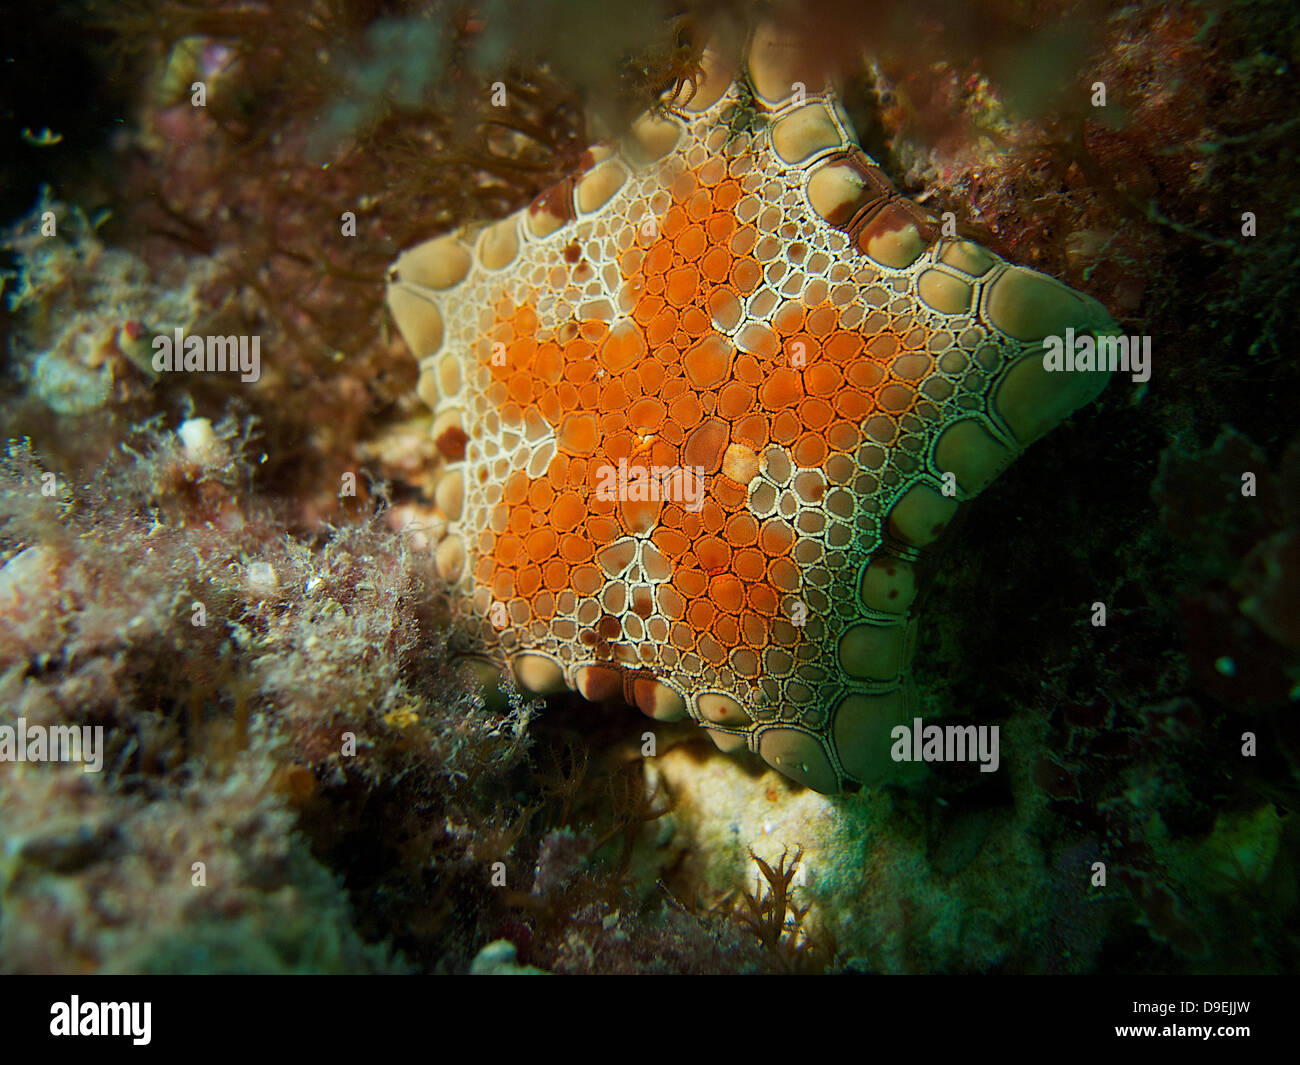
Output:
[{"xmin": 386, "ymin": 21, "xmax": 1116, "ymax": 792}]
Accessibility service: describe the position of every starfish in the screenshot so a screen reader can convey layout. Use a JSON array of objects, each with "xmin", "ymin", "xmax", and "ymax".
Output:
[{"xmin": 385, "ymin": 20, "xmax": 1117, "ymax": 793}]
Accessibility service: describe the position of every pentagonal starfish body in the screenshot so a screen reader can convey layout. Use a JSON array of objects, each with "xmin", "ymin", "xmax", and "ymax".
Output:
[{"xmin": 386, "ymin": 23, "xmax": 1116, "ymax": 793}]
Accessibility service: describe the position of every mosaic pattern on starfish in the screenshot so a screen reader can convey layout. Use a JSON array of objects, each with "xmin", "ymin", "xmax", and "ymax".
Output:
[{"xmin": 386, "ymin": 22, "xmax": 1117, "ymax": 793}]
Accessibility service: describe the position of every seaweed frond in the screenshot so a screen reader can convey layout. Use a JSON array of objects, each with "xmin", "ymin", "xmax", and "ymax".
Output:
[{"xmin": 734, "ymin": 847, "xmax": 836, "ymax": 974}]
